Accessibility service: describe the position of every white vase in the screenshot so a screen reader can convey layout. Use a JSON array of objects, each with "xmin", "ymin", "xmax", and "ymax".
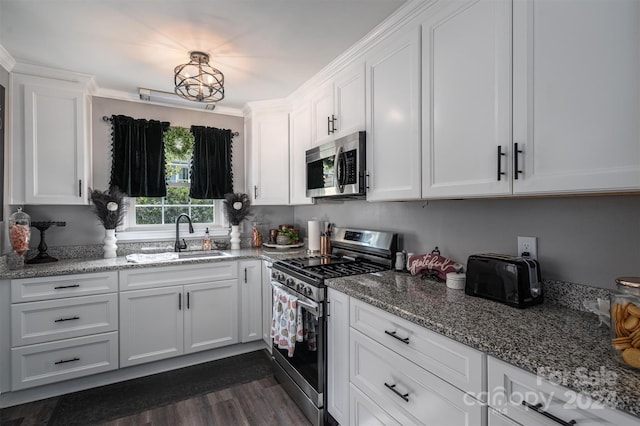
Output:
[
  {"xmin": 230, "ymin": 225, "xmax": 241, "ymax": 250},
  {"xmin": 103, "ymin": 229, "xmax": 118, "ymax": 258}
]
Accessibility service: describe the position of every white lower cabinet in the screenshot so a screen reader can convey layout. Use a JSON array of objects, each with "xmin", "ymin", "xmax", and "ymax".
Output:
[
  {"xmin": 9, "ymin": 272, "xmax": 119, "ymax": 391},
  {"xmin": 327, "ymin": 288, "xmax": 350, "ymax": 425},
  {"xmin": 119, "ymin": 263, "xmax": 239, "ymax": 367},
  {"xmin": 327, "ymin": 290, "xmax": 486, "ymax": 425},
  {"xmin": 239, "ymin": 260, "xmax": 262, "ymax": 343},
  {"xmin": 488, "ymin": 407, "xmax": 520, "ymax": 426},
  {"xmin": 350, "ymin": 383, "xmax": 402, "ymax": 426},
  {"xmin": 262, "ymin": 261, "xmax": 273, "ymax": 350},
  {"xmin": 351, "ymin": 329, "xmax": 484, "ymax": 425},
  {"xmin": 487, "ymin": 356, "xmax": 638, "ymax": 426}
]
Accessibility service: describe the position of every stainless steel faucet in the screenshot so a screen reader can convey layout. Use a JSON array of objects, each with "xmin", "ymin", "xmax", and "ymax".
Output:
[{"xmin": 175, "ymin": 213, "xmax": 194, "ymax": 252}]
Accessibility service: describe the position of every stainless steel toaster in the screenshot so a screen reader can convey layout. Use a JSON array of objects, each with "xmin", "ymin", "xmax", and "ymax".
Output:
[{"xmin": 465, "ymin": 253, "xmax": 543, "ymax": 308}]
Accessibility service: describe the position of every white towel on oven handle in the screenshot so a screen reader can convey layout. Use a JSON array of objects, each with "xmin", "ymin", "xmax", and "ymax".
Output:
[{"xmin": 271, "ymin": 286, "xmax": 303, "ymax": 357}]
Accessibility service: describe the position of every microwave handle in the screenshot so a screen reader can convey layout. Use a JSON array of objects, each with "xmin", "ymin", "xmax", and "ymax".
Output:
[{"xmin": 334, "ymin": 146, "xmax": 345, "ymax": 193}]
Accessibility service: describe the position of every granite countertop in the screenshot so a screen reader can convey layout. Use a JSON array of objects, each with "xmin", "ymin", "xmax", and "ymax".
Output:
[
  {"xmin": 326, "ymin": 270, "xmax": 640, "ymax": 418},
  {"xmin": 0, "ymin": 248, "xmax": 308, "ymax": 280}
]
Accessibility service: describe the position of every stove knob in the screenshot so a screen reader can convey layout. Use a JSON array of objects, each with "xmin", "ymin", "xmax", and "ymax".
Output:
[
  {"xmin": 285, "ymin": 278, "xmax": 294, "ymax": 287},
  {"xmin": 304, "ymin": 287, "xmax": 313, "ymax": 297},
  {"xmin": 296, "ymin": 283, "xmax": 304, "ymax": 292}
]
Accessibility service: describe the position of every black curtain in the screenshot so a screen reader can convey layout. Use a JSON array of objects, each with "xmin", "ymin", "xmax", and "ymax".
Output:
[
  {"xmin": 189, "ymin": 126, "xmax": 233, "ymax": 199},
  {"xmin": 109, "ymin": 115, "xmax": 169, "ymax": 197}
]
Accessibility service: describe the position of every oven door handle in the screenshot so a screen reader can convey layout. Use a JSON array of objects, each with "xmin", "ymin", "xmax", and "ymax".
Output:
[{"xmin": 271, "ymin": 281, "xmax": 323, "ymax": 318}]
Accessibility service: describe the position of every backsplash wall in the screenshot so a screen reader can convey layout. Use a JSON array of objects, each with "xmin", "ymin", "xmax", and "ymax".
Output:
[{"xmin": 294, "ymin": 195, "xmax": 640, "ymax": 290}]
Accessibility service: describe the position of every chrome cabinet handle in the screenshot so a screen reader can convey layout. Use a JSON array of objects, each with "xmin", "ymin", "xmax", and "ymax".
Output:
[
  {"xmin": 384, "ymin": 330, "xmax": 410, "ymax": 344},
  {"xmin": 54, "ymin": 284, "xmax": 80, "ymax": 290},
  {"xmin": 54, "ymin": 315, "xmax": 80, "ymax": 323},
  {"xmin": 514, "ymin": 143, "xmax": 523, "ymax": 180},
  {"xmin": 497, "ymin": 146, "xmax": 506, "ymax": 181},
  {"xmin": 521, "ymin": 401, "xmax": 576, "ymax": 426},
  {"xmin": 55, "ymin": 357, "xmax": 80, "ymax": 365},
  {"xmin": 384, "ymin": 382, "xmax": 409, "ymax": 402}
]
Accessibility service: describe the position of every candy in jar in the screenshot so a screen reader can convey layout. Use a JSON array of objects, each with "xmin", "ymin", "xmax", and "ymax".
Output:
[{"xmin": 9, "ymin": 207, "xmax": 31, "ymax": 256}]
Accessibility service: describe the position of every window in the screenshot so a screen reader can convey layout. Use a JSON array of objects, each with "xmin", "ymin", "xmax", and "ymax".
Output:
[{"xmin": 118, "ymin": 126, "xmax": 228, "ymax": 240}]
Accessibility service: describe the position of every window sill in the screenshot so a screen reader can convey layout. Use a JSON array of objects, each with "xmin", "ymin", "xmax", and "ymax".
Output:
[{"xmin": 116, "ymin": 226, "xmax": 230, "ymax": 243}]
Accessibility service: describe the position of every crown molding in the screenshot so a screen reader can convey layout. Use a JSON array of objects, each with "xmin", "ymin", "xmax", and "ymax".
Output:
[
  {"xmin": 243, "ymin": 98, "xmax": 291, "ymax": 115},
  {"xmin": 0, "ymin": 43, "xmax": 16, "ymax": 72},
  {"xmin": 94, "ymin": 87, "xmax": 244, "ymax": 117},
  {"xmin": 12, "ymin": 62, "xmax": 96, "ymax": 88}
]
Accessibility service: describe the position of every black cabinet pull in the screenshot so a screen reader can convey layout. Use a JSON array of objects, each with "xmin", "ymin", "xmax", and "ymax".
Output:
[
  {"xmin": 330, "ymin": 114, "xmax": 337, "ymax": 133},
  {"xmin": 497, "ymin": 145, "xmax": 506, "ymax": 181},
  {"xmin": 514, "ymin": 142, "xmax": 523, "ymax": 180},
  {"xmin": 254, "ymin": 185, "xmax": 258, "ymax": 199},
  {"xmin": 187, "ymin": 292, "xmax": 190, "ymax": 309},
  {"xmin": 54, "ymin": 284, "xmax": 80, "ymax": 290},
  {"xmin": 79, "ymin": 179, "xmax": 82, "ymax": 197},
  {"xmin": 178, "ymin": 293, "xmax": 182, "ymax": 310},
  {"xmin": 54, "ymin": 316, "xmax": 80, "ymax": 323},
  {"xmin": 327, "ymin": 116, "xmax": 331, "ymax": 135},
  {"xmin": 384, "ymin": 330, "xmax": 410, "ymax": 344},
  {"xmin": 55, "ymin": 357, "xmax": 80, "ymax": 365},
  {"xmin": 244, "ymin": 268, "xmax": 248, "ymax": 283},
  {"xmin": 384, "ymin": 382, "xmax": 409, "ymax": 402},
  {"xmin": 521, "ymin": 401, "xmax": 576, "ymax": 426}
]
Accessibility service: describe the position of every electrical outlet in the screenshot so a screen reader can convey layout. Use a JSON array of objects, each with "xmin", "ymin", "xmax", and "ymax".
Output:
[{"xmin": 517, "ymin": 236, "xmax": 537, "ymax": 259}]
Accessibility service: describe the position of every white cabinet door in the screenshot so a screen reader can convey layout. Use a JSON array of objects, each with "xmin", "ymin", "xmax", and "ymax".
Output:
[
  {"xmin": 422, "ymin": 0, "xmax": 512, "ymax": 198},
  {"xmin": 351, "ymin": 384, "xmax": 402, "ymax": 426},
  {"xmin": 185, "ymin": 280, "xmax": 238, "ymax": 352},
  {"xmin": 249, "ymin": 109, "xmax": 290, "ymax": 205},
  {"xmin": 119, "ymin": 286, "xmax": 183, "ymax": 367},
  {"xmin": 365, "ymin": 25, "xmax": 422, "ymax": 201},
  {"xmin": 488, "ymin": 408, "xmax": 520, "ymax": 426},
  {"xmin": 239, "ymin": 260, "xmax": 262, "ymax": 343},
  {"xmin": 512, "ymin": 0, "xmax": 640, "ymax": 194},
  {"xmin": 262, "ymin": 261, "xmax": 273, "ymax": 349},
  {"xmin": 327, "ymin": 289, "xmax": 350, "ymax": 425},
  {"xmin": 289, "ymin": 101, "xmax": 314, "ymax": 205},
  {"xmin": 310, "ymin": 81, "xmax": 335, "ymax": 147},
  {"xmin": 334, "ymin": 61, "xmax": 365, "ymax": 140},
  {"xmin": 21, "ymin": 81, "xmax": 89, "ymax": 204}
]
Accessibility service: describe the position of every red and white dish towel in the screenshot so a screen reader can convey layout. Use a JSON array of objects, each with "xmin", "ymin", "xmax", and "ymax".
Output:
[{"xmin": 271, "ymin": 286, "xmax": 318, "ymax": 357}]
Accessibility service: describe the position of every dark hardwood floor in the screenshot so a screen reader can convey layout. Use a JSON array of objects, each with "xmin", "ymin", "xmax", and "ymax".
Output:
[
  {"xmin": 0, "ymin": 351, "xmax": 311, "ymax": 426},
  {"xmin": 2, "ymin": 376, "xmax": 309, "ymax": 426}
]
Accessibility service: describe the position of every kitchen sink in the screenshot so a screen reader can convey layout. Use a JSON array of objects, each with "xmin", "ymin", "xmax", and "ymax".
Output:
[{"xmin": 177, "ymin": 250, "xmax": 229, "ymax": 259}]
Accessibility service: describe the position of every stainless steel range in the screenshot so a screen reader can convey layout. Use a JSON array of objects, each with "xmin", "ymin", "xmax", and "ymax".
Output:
[{"xmin": 270, "ymin": 227, "xmax": 397, "ymax": 426}]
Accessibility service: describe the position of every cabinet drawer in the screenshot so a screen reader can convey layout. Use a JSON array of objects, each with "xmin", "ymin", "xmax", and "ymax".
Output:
[
  {"xmin": 350, "ymin": 383, "xmax": 402, "ymax": 426},
  {"xmin": 11, "ymin": 331, "xmax": 118, "ymax": 390},
  {"xmin": 487, "ymin": 356, "xmax": 637, "ymax": 425},
  {"xmin": 11, "ymin": 294, "xmax": 118, "ymax": 346},
  {"xmin": 119, "ymin": 261, "xmax": 238, "ymax": 291},
  {"xmin": 350, "ymin": 298, "xmax": 485, "ymax": 397},
  {"xmin": 11, "ymin": 272, "xmax": 118, "ymax": 303},
  {"xmin": 350, "ymin": 329, "xmax": 484, "ymax": 426}
]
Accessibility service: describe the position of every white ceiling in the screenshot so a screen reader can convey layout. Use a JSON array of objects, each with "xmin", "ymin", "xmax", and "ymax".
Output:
[{"xmin": 0, "ymin": 0, "xmax": 407, "ymax": 111}]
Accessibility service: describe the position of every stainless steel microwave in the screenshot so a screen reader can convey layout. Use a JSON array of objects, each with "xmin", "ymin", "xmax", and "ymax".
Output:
[{"xmin": 305, "ymin": 132, "xmax": 366, "ymax": 198}]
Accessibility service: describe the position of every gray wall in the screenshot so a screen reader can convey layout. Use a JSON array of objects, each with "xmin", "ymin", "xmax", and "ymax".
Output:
[{"xmin": 294, "ymin": 195, "xmax": 640, "ymax": 290}]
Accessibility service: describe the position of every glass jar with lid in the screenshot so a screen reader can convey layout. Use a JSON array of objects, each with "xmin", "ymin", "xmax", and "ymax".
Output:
[
  {"xmin": 8, "ymin": 208, "xmax": 31, "ymax": 268},
  {"xmin": 610, "ymin": 277, "xmax": 640, "ymax": 369}
]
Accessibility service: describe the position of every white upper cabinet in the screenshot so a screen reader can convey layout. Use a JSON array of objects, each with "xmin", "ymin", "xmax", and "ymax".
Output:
[
  {"xmin": 289, "ymin": 100, "xmax": 314, "ymax": 205},
  {"xmin": 421, "ymin": 0, "xmax": 512, "ymax": 198},
  {"xmin": 310, "ymin": 61, "xmax": 365, "ymax": 147},
  {"xmin": 11, "ymin": 73, "xmax": 91, "ymax": 205},
  {"xmin": 512, "ymin": 0, "xmax": 640, "ymax": 194},
  {"xmin": 246, "ymin": 102, "xmax": 290, "ymax": 205},
  {"xmin": 365, "ymin": 25, "xmax": 422, "ymax": 201}
]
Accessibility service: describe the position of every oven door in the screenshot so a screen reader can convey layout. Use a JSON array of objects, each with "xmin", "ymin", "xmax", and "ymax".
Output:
[{"xmin": 271, "ymin": 280, "xmax": 325, "ymax": 409}]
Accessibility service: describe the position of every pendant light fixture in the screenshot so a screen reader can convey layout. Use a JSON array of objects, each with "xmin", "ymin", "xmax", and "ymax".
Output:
[{"xmin": 174, "ymin": 51, "xmax": 224, "ymax": 103}]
